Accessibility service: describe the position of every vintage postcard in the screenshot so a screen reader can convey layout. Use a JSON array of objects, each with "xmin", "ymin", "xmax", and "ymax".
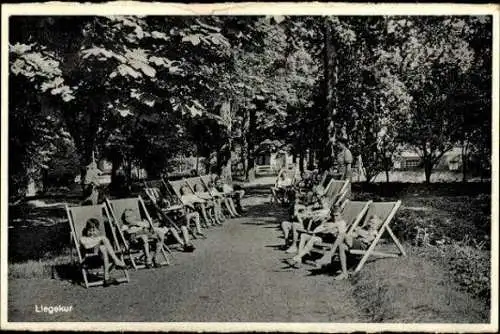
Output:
[{"xmin": 1, "ymin": 2, "xmax": 498, "ymax": 332}]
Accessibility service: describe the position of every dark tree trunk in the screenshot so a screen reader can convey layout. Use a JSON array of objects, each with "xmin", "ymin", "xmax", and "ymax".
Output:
[
  {"xmin": 299, "ymin": 149, "xmax": 305, "ymax": 174},
  {"xmin": 110, "ymin": 152, "xmax": 121, "ymax": 187},
  {"xmin": 424, "ymin": 159, "xmax": 433, "ymax": 184},
  {"xmin": 240, "ymin": 141, "xmax": 247, "ymax": 178},
  {"xmin": 383, "ymin": 155, "xmax": 391, "ymax": 183},
  {"xmin": 322, "ymin": 17, "xmax": 340, "ymax": 173},
  {"xmin": 461, "ymin": 140, "xmax": 469, "ymax": 183},
  {"xmin": 245, "ymin": 109, "xmax": 257, "ymax": 181},
  {"xmin": 307, "ymin": 149, "xmax": 315, "ymax": 170}
]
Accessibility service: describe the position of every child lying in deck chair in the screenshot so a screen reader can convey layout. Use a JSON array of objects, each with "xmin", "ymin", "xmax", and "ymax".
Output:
[
  {"xmin": 207, "ymin": 181, "xmax": 239, "ymax": 218},
  {"xmin": 271, "ymin": 170, "xmax": 293, "ymax": 204},
  {"xmin": 121, "ymin": 209, "xmax": 193, "ymax": 266},
  {"xmin": 281, "ymin": 198, "xmax": 336, "ymax": 254},
  {"xmin": 80, "ymin": 218, "xmax": 127, "ymax": 286},
  {"xmin": 215, "ymin": 177, "xmax": 246, "ymax": 214},
  {"xmin": 334, "ymin": 214, "xmax": 383, "ymax": 280},
  {"xmin": 180, "ymin": 185, "xmax": 217, "ymax": 227},
  {"xmin": 155, "ymin": 194, "xmax": 205, "ymax": 239},
  {"xmin": 285, "ymin": 207, "xmax": 347, "ymax": 268},
  {"xmin": 193, "ymin": 183, "xmax": 224, "ymax": 225}
]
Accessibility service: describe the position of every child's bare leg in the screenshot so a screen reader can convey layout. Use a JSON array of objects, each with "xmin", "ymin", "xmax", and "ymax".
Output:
[
  {"xmin": 292, "ymin": 235, "xmax": 322, "ymax": 263},
  {"xmin": 217, "ymin": 200, "xmax": 225, "ymax": 221},
  {"xmin": 99, "ymin": 244, "xmax": 111, "ymax": 281},
  {"xmin": 285, "ymin": 222, "xmax": 302, "ymax": 253},
  {"xmin": 225, "ymin": 198, "xmax": 237, "ymax": 217},
  {"xmin": 138, "ymin": 235, "xmax": 152, "ymax": 264},
  {"xmin": 155, "ymin": 228, "xmax": 166, "ymax": 254},
  {"xmin": 169, "ymin": 227, "xmax": 185, "ymax": 247},
  {"xmin": 297, "ymin": 233, "xmax": 312, "ymax": 253},
  {"xmin": 186, "ymin": 212, "xmax": 202, "ymax": 234},
  {"xmin": 100, "ymin": 237, "xmax": 125, "ymax": 266},
  {"xmin": 205, "ymin": 203, "xmax": 215, "ymax": 224},
  {"xmin": 229, "ymin": 197, "xmax": 240, "ymax": 216},
  {"xmin": 334, "ymin": 243, "xmax": 349, "ymax": 280},
  {"xmin": 180, "ymin": 225, "xmax": 191, "ymax": 246},
  {"xmin": 281, "ymin": 221, "xmax": 292, "ymax": 242},
  {"xmin": 198, "ymin": 203, "xmax": 212, "ymax": 226}
]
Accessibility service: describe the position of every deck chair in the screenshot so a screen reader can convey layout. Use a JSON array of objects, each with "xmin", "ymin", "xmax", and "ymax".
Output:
[
  {"xmin": 143, "ymin": 181, "xmax": 201, "ymax": 239},
  {"xmin": 143, "ymin": 182, "xmax": 183, "ymax": 232},
  {"xmin": 323, "ymin": 179, "xmax": 351, "ymax": 208},
  {"xmin": 166, "ymin": 178, "xmax": 212, "ymax": 227},
  {"xmin": 159, "ymin": 179, "xmax": 186, "ymax": 210},
  {"xmin": 348, "ymin": 201, "xmax": 405, "ymax": 273},
  {"xmin": 270, "ymin": 169, "xmax": 294, "ymax": 205},
  {"xmin": 187, "ymin": 176, "xmax": 230, "ymax": 216},
  {"xmin": 184, "ymin": 177, "xmax": 214, "ymax": 201},
  {"xmin": 295, "ymin": 179, "xmax": 350, "ymax": 222},
  {"xmin": 316, "ymin": 201, "xmax": 405, "ymax": 274},
  {"xmin": 66, "ymin": 203, "xmax": 129, "ymax": 288},
  {"xmin": 199, "ymin": 174, "xmax": 215, "ymax": 188},
  {"xmin": 295, "ymin": 175, "xmax": 334, "ymax": 206},
  {"xmin": 167, "ymin": 179, "xmax": 189, "ymax": 202},
  {"xmin": 105, "ymin": 196, "xmax": 171, "ymax": 269},
  {"xmin": 309, "ymin": 200, "xmax": 372, "ymax": 266},
  {"xmin": 199, "ymin": 175, "xmax": 238, "ymax": 216},
  {"xmin": 144, "ymin": 180, "xmax": 185, "ymax": 214}
]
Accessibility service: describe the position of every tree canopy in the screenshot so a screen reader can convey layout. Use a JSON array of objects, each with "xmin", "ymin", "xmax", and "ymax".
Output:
[{"xmin": 8, "ymin": 15, "xmax": 492, "ymax": 198}]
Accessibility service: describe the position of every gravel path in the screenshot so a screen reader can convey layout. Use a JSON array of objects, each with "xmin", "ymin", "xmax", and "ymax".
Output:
[{"xmin": 8, "ymin": 196, "xmax": 367, "ymax": 322}]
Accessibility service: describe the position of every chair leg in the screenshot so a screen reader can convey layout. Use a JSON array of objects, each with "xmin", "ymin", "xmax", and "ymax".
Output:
[
  {"xmin": 160, "ymin": 245, "xmax": 171, "ymax": 265},
  {"xmin": 81, "ymin": 268, "xmax": 90, "ymax": 289},
  {"xmin": 385, "ymin": 226, "xmax": 407, "ymax": 256}
]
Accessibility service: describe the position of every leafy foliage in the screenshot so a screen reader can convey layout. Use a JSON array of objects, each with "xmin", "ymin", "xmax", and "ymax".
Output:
[{"xmin": 8, "ymin": 15, "xmax": 492, "ymax": 198}]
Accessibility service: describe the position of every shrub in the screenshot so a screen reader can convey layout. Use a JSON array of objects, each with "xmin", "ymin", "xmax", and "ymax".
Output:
[{"xmin": 447, "ymin": 243, "xmax": 490, "ymax": 299}]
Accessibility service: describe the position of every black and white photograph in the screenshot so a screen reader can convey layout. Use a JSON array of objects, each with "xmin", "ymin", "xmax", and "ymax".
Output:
[{"xmin": 1, "ymin": 2, "xmax": 498, "ymax": 332}]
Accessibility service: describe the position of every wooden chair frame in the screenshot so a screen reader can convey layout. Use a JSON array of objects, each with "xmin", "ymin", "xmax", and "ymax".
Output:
[
  {"xmin": 314, "ymin": 200, "xmax": 406, "ymax": 274},
  {"xmin": 105, "ymin": 196, "xmax": 171, "ymax": 270},
  {"xmin": 66, "ymin": 203, "xmax": 129, "ymax": 288},
  {"xmin": 348, "ymin": 200, "xmax": 406, "ymax": 273}
]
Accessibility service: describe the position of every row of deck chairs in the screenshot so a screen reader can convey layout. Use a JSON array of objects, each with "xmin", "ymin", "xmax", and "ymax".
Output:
[
  {"xmin": 277, "ymin": 172, "xmax": 406, "ymax": 276},
  {"xmin": 66, "ymin": 198, "xmax": 160, "ymax": 288},
  {"xmin": 66, "ymin": 174, "xmax": 241, "ymax": 288}
]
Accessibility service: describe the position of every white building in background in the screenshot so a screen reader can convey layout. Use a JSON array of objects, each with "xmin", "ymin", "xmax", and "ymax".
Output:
[{"xmin": 392, "ymin": 146, "xmax": 463, "ymax": 171}]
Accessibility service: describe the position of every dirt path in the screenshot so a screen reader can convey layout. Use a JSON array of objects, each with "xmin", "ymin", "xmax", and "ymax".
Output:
[{"xmin": 8, "ymin": 196, "xmax": 368, "ymax": 322}]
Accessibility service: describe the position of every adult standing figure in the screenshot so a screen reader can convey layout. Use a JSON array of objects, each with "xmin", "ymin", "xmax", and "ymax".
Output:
[
  {"xmin": 335, "ymin": 137, "xmax": 353, "ymax": 182},
  {"xmin": 82, "ymin": 160, "xmax": 101, "ymax": 205}
]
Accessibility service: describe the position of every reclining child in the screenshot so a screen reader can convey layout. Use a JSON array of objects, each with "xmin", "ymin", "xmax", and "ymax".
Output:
[
  {"xmin": 334, "ymin": 214, "xmax": 383, "ymax": 280},
  {"xmin": 180, "ymin": 185, "xmax": 217, "ymax": 227},
  {"xmin": 155, "ymin": 194, "xmax": 206, "ymax": 239},
  {"xmin": 214, "ymin": 176, "xmax": 246, "ymax": 214},
  {"xmin": 285, "ymin": 206, "xmax": 347, "ymax": 267},
  {"xmin": 121, "ymin": 208, "xmax": 194, "ymax": 266},
  {"xmin": 193, "ymin": 183, "xmax": 224, "ymax": 225},
  {"xmin": 207, "ymin": 180, "xmax": 239, "ymax": 218},
  {"xmin": 271, "ymin": 170, "xmax": 293, "ymax": 204},
  {"xmin": 80, "ymin": 218, "xmax": 127, "ymax": 286},
  {"xmin": 281, "ymin": 201, "xmax": 333, "ymax": 254},
  {"xmin": 287, "ymin": 213, "xmax": 383, "ymax": 281}
]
